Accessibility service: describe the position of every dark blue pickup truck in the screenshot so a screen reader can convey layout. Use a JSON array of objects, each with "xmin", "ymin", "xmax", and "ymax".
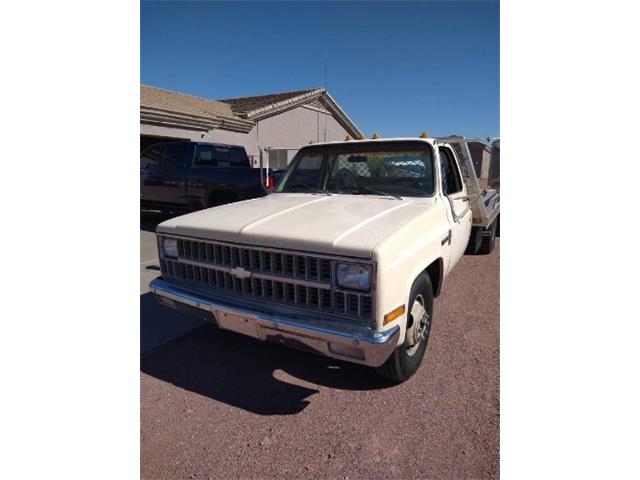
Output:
[{"xmin": 141, "ymin": 141, "xmax": 273, "ymax": 212}]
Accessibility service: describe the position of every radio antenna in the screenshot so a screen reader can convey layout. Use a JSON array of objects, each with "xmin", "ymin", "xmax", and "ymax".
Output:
[
  {"xmin": 324, "ymin": 61, "xmax": 327, "ymax": 91},
  {"xmin": 323, "ymin": 59, "xmax": 328, "ymax": 141}
]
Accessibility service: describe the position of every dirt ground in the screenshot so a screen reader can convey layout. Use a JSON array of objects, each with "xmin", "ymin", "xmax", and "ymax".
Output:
[{"xmin": 141, "ymin": 240, "xmax": 499, "ymax": 479}]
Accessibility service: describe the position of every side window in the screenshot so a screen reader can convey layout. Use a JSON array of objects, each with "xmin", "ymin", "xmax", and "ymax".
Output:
[
  {"xmin": 439, "ymin": 147, "xmax": 463, "ymax": 195},
  {"xmin": 195, "ymin": 145, "xmax": 216, "ymax": 167},
  {"xmin": 140, "ymin": 145, "xmax": 163, "ymax": 169},
  {"xmin": 163, "ymin": 144, "xmax": 187, "ymax": 169},
  {"xmin": 212, "ymin": 146, "xmax": 231, "ymax": 167},
  {"xmin": 229, "ymin": 147, "xmax": 249, "ymax": 167},
  {"xmin": 195, "ymin": 145, "xmax": 249, "ymax": 167}
]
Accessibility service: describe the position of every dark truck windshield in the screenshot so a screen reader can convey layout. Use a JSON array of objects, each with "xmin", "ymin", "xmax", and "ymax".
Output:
[{"xmin": 276, "ymin": 141, "xmax": 435, "ymax": 197}]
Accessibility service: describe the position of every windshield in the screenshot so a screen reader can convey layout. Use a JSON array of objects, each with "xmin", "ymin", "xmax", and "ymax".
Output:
[{"xmin": 276, "ymin": 142, "xmax": 435, "ymax": 197}]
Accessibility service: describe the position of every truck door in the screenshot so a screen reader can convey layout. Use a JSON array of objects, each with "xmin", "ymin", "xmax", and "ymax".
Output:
[
  {"xmin": 141, "ymin": 143, "xmax": 190, "ymax": 207},
  {"xmin": 439, "ymin": 146, "xmax": 472, "ymax": 273},
  {"xmin": 140, "ymin": 144, "xmax": 164, "ymax": 203}
]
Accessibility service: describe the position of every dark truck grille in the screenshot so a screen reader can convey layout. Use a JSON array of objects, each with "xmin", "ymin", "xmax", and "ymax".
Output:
[{"xmin": 159, "ymin": 237, "xmax": 373, "ymax": 322}]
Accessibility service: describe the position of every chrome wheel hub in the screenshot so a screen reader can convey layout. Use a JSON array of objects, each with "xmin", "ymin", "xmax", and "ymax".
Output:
[{"xmin": 406, "ymin": 294, "xmax": 429, "ymax": 350}]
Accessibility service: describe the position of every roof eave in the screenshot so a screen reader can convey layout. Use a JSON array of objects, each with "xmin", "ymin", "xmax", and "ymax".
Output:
[
  {"xmin": 239, "ymin": 88, "xmax": 324, "ymax": 120},
  {"xmin": 320, "ymin": 91, "xmax": 363, "ymax": 138},
  {"xmin": 140, "ymin": 105, "xmax": 255, "ymax": 133},
  {"xmin": 240, "ymin": 89, "xmax": 362, "ymax": 138}
]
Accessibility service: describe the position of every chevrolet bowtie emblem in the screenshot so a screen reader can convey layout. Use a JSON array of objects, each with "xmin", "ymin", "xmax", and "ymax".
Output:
[{"xmin": 229, "ymin": 267, "xmax": 252, "ymax": 280}]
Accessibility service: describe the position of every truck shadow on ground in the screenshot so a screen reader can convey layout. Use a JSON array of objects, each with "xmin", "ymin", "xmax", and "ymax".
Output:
[{"xmin": 141, "ymin": 294, "xmax": 395, "ymax": 416}]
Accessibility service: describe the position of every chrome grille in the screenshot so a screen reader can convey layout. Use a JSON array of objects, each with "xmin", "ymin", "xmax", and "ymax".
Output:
[
  {"xmin": 175, "ymin": 238, "xmax": 332, "ymax": 282},
  {"xmin": 159, "ymin": 236, "xmax": 373, "ymax": 321}
]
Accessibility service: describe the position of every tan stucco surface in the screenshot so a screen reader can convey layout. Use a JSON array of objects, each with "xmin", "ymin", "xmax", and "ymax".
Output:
[{"xmin": 141, "ymin": 105, "xmax": 349, "ymax": 166}]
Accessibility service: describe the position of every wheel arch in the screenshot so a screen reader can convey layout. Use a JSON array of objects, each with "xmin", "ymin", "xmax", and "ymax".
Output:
[{"xmin": 423, "ymin": 257, "xmax": 444, "ymax": 298}]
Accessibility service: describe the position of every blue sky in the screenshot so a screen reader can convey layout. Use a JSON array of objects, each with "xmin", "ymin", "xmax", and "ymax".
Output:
[{"xmin": 141, "ymin": 1, "xmax": 499, "ymax": 138}]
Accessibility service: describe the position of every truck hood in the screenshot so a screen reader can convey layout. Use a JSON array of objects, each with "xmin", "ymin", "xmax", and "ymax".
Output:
[{"xmin": 157, "ymin": 193, "xmax": 437, "ymax": 258}]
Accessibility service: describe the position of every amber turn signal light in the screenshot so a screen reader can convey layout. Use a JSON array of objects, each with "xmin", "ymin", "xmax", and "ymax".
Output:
[{"xmin": 383, "ymin": 305, "xmax": 406, "ymax": 326}]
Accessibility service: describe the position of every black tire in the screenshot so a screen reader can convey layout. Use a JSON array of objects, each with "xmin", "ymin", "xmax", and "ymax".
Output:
[
  {"xmin": 465, "ymin": 227, "xmax": 482, "ymax": 255},
  {"xmin": 375, "ymin": 273, "xmax": 434, "ymax": 383},
  {"xmin": 496, "ymin": 214, "xmax": 500, "ymax": 237},
  {"xmin": 478, "ymin": 220, "xmax": 497, "ymax": 255}
]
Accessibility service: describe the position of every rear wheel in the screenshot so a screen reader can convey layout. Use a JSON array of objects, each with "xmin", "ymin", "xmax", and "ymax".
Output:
[
  {"xmin": 375, "ymin": 273, "xmax": 434, "ymax": 383},
  {"xmin": 465, "ymin": 227, "xmax": 482, "ymax": 255},
  {"xmin": 478, "ymin": 219, "xmax": 497, "ymax": 254}
]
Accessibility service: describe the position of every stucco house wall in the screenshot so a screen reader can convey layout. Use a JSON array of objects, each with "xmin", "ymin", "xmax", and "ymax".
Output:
[
  {"xmin": 206, "ymin": 105, "xmax": 349, "ymax": 163},
  {"xmin": 141, "ymin": 124, "xmax": 196, "ymax": 142},
  {"xmin": 253, "ymin": 105, "xmax": 349, "ymax": 167},
  {"xmin": 201, "ymin": 128, "xmax": 259, "ymax": 157},
  {"xmin": 142, "ymin": 105, "xmax": 349, "ymax": 167},
  {"xmin": 141, "ymin": 86, "xmax": 358, "ymax": 168},
  {"xmin": 255, "ymin": 105, "xmax": 349, "ymax": 150}
]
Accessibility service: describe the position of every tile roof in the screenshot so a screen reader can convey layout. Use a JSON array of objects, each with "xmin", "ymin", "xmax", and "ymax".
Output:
[
  {"xmin": 218, "ymin": 88, "xmax": 322, "ymax": 114},
  {"xmin": 140, "ymin": 85, "xmax": 361, "ymax": 137},
  {"xmin": 140, "ymin": 85, "xmax": 237, "ymax": 120}
]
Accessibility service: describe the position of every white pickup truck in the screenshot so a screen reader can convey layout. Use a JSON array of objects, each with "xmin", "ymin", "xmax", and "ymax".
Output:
[{"xmin": 150, "ymin": 135, "xmax": 500, "ymax": 382}]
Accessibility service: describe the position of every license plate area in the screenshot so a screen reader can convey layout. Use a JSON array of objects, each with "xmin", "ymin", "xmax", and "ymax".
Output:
[
  {"xmin": 214, "ymin": 310, "xmax": 260, "ymax": 338},
  {"xmin": 258, "ymin": 326, "xmax": 328, "ymax": 355}
]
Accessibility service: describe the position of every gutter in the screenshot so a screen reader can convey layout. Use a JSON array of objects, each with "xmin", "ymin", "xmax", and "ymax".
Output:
[{"xmin": 240, "ymin": 89, "xmax": 324, "ymax": 120}]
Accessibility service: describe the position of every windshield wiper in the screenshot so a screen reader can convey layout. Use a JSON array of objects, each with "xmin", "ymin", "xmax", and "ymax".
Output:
[
  {"xmin": 284, "ymin": 183, "xmax": 332, "ymax": 195},
  {"xmin": 340, "ymin": 185, "xmax": 402, "ymax": 200}
]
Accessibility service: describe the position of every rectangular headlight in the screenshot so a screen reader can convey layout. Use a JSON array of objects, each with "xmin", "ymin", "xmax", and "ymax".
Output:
[
  {"xmin": 162, "ymin": 237, "xmax": 178, "ymax": 258},
  {"xmin": 336, "ymin": 263, "xmax": 371, "ymax": 291}
]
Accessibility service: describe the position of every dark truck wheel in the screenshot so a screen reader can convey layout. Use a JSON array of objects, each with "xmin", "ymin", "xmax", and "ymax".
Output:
[
  {"xmin": 478, "ymin": 219, "xmax": 497, "ymax": 255},
  {"xmin": 465, "ymin": 227, "xmax": 482, "ymax": 255},
  {"xmin": 375, "ymin": 273, "xmax": 434, "ymax": 383}
]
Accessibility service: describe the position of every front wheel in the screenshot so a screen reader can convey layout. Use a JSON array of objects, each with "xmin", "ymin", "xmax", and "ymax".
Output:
[{"xmin": 375, "ymin": 273, "xmax": 434, "ymax": 383}]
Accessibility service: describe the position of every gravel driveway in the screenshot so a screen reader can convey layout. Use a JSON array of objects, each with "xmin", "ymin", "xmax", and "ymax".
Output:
[{"xmin": 141, "ymin": 240, "xmax": 499, "ymax": 479}]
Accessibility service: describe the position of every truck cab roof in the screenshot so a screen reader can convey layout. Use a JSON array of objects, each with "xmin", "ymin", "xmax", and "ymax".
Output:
[
  {"xmin": 301, "ymin": 137, "xmax": 437, "ymax": 149},
  {"xmin": 144, "ymin": 140, "xmax": 246, "ymax": 149}
]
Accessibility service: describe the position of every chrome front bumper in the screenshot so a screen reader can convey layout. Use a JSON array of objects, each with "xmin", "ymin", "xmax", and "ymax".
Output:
[{"xmin": 149, "ymin": 278, "xmax": 400, "ymax": 367}]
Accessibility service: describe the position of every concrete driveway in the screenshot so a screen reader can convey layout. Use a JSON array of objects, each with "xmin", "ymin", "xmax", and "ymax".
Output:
[{"xmin": 140, "ymin": 212, "xmax": 204, "ymax": 354}]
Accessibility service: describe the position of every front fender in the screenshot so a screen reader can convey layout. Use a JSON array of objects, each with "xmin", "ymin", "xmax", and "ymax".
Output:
[{"xmin": 372, "ymin": 203, "xmax": 450, "ymax": 342}]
